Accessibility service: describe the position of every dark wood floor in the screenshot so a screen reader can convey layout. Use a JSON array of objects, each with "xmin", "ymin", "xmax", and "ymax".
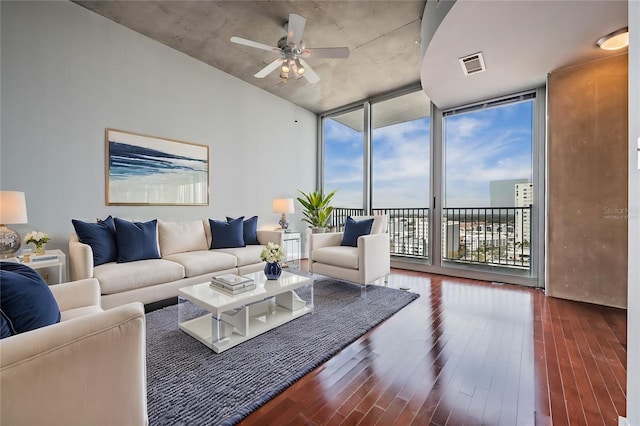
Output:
[{"xmin": 240, "ymin": 266, "xmax": 627, "ymax": 425}]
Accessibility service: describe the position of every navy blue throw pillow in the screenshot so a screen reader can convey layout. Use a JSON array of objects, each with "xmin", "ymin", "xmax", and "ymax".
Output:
[
  {"xmin": 1, "ymin": 315, "xmax": 11, "ymax": 339},
  {"xmin": 72, "ymin": 216, "xmax": 118, "ymax": 266},
  {"xmin": 210, "ymin": 217, "xmax": 245, "ymax": 249},
  {"xmin": 0, "ymin": 262, "xmax": 61, "ymax": 338},
  {"xmin": 340, "ymin": 216, "xmax": 374, "ymax": 247},
  {"xmin": 226, "ymin": 216, "xmax": 260, "ymax": 245},
  {"xmin": 114, "ymin": 218, "xmax": 160, "ymax": 263}
]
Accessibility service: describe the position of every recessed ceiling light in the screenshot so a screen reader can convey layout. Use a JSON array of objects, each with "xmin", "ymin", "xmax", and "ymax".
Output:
[{"xmin": 597, "ymin": 27, "xmax": 629, "ymax": 50}]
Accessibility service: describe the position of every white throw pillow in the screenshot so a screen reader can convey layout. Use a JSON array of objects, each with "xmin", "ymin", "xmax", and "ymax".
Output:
[{"xmin": 158, "ymin": 220, "xmax": 208, "ymax": 256}]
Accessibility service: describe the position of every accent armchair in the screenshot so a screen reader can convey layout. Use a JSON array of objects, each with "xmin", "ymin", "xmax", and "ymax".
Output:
[
  {"xmin": 0, "ymin": 278, "xmax": 148, "ymax": 426},
  {"xmin": 309, "ymin": 215, "xmax": 390, "ymax": 288}
]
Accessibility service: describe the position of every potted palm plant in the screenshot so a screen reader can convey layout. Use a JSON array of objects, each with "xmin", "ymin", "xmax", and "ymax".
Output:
[{"xmin": 296, "ymin": 189, "xmax": 337, "ymax": 233}]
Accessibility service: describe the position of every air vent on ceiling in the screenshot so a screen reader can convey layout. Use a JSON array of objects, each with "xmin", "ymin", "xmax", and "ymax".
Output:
[{"xmin": 459, "ymin": 52, "xmax": 486, "ymax": 75}]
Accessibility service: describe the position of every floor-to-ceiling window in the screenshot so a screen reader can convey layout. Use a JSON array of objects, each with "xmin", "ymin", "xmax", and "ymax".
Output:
[
  {"xmin": 323, "ymin": 88, "xmax": 432, "ymax": 256},
  {"xmin": 442, "ymin": 94, "xmax": 535, "ymax": 277},
  {"xmin": 322, "ymin": 106, "xmax": 364, "ymax": 216},
  {"xmin": 320, "ymin": 88, "xmax": 544, "ymax": 286},
  {"xmin": 371, "ymin": 91, "xmax": 430, "ymax": 260}
]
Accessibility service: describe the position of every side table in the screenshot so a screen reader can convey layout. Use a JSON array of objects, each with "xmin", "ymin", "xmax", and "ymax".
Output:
[
  {"xmin": 15, "ymin": 249, "xmax": 67, "ymax": 284},
  {"xmin": 282, "ymin": 231, "xmax": 301, "ymax": 269}
]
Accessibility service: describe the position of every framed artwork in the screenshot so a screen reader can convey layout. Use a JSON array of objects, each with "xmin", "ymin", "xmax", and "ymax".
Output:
[{"xmin": 106, "ymin": 128, "xmax": 209, "ymax": 205}]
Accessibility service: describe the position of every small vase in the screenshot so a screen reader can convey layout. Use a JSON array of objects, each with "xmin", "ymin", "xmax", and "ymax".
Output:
[
  {"xmin": 264, "ymin": 262, "xmax": 282, "ymax": 280},
  {"xmin": 34, "ymin": 245, "xmax": 46, "ymax": 255}
]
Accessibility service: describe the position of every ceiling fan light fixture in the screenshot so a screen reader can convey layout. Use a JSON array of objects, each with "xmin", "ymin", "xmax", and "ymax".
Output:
[
  {"xmin": 230, "ymin": 12, "xmax": 349, "ymax": 84},
  {"xmin": 597, "ymin": 27, "xmax": 629, "ymax": 50}
]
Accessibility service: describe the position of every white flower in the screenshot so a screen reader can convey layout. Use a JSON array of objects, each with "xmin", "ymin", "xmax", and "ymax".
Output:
[
  {"xmin": 260, "ymin": 242, "xmax": 284, "ymax": 263},
  {"xmin": 25, "ymin": 231, "xmax": 50, "ymax": 245}
]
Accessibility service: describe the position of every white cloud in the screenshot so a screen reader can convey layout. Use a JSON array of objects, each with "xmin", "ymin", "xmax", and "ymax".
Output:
[
  {"xmin": 444, "ymin": 114, "xmax": 532, "ymax": 207},
  {"xmin": 323, "ymin": 119, "xmax": 362, "ymax": 151},
  {"xmin": 323, "ymin": 101, "xmax": 533, "ymax": 209},
  {"xmin": 445, "ymin": 116, "xmax": 489, "ymax": 138}
]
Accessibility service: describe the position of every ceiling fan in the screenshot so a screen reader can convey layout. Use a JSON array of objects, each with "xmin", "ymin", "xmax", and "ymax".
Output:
[{"xmin": 230, "ymin": 13, "xmax": 349, "ymax": 84}]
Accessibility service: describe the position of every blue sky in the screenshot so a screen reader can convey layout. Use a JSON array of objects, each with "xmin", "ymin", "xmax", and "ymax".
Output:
[{"xmin": 324, "ymin": 100, "xmax": 532, "ymax": 208}]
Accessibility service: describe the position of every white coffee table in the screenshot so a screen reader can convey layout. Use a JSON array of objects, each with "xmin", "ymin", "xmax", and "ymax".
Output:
[{"xmin": 177, "ymin": 270, "xmax": 313, "ymax": 353}]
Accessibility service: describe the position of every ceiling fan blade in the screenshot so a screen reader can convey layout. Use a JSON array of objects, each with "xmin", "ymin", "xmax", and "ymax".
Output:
[
  {"xmin": 286, "ymin": 13, "xmax": 306, "ymax": 47},
  {"xmin": 299, "ymin": 59, "xmax": 320, "ymax": 84},
  {"xmin": 302, "ymin": 47, "xmax": 350, "ymax": 59},
  {"xmin": 255, "ymin": 58, "xmax": 284, "ymax": 78},
  {"xmin": 230, "ymin": 36, "xmax": 280, "ymax": 53}
]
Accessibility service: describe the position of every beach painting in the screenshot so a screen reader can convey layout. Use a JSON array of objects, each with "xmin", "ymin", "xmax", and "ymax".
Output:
[{"xmin": 106, "ymin": 128, "xmax": 209, "ymax": 205}]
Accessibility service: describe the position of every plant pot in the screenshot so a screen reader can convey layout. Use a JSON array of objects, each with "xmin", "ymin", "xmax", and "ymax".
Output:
[
  {"xmin": 311, "ymin": 227, "xmax": 326, "ymax": 234},
  {"xmin": 264, "ymin": 262, "xmax": 282, "ymax": 280},
  {"xmin": 34, "ymin": 245, "xmax": 46, "ymax": 255}
]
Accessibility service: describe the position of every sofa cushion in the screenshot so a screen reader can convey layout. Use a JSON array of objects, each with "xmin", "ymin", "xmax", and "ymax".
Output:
[
  {"xmin": 94, "ymin": 259, "xmax": 185, "ymax": 295},
  {"xmin": 72, "ymin": 216, "xmax": 118, "ymax": 266},
  {"xmin": 341, "ymin": 216, "xmax": 374, "ymax": 247},
  {"xmin": 217, "ymin": 245, "xmax": 265, "ymax": 267},
  {"xmin": 209, "ymin": 217, "xmax": 245, "ymax": 249},
  {"xmin": 158, "ymin": 220, "xmax": 208, "ymax": 257},
  {"xmin": 114, "ymin": 218, "xmax": 161, "ymax": 263},
  {"xmin": 0, "ymin": 262, "xmax": 61, "ymax": 338},
  {"xmin": 163, "ymin": 251, "xmax": 237, "ymax": 278},
  {"xmin": 312, "ymin": 246, "xmax": 359, "ymax": 270},
  {"xmin": 227, "ymin": 216, "xmax": 260, "ymax": 245}
]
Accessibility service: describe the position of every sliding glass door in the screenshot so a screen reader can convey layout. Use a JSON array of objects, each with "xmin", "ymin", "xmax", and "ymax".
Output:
[{"xmin": 442, "ymin": 95, "xmax": 535, "ymax": 277}]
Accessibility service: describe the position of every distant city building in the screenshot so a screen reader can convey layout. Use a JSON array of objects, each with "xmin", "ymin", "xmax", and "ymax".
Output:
[
  {"xmin": 388, "ymin": 214, "xmax": 428, "ymax": 257},
  {"xmin": 515, "ymin": 183, "xmax": 533, "ymax": 244},
  {"xmin": 490, "ymin": 179, "xmax": 529, "ymax": 207},
  {"xmin": 442, "ymin": 221, "xmax": 460, "ymax": 257}
]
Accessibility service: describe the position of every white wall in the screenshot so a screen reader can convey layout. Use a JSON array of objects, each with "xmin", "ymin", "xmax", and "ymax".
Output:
[
  {"xmin": 626, "ymin": 0, "xmax": 640, "ymax": 423},
  {"xmin": 0, "ymin": 1, "xmax": 316, "ymax": 257}
]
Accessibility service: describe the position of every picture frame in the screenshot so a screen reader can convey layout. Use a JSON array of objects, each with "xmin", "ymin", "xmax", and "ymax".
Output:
[{"xmin": 105, "ymin": 128, "xmax": 209, "ymax": 205}]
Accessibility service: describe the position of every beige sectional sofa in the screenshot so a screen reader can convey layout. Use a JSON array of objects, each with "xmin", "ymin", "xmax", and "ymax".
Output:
[{"xmin": 69, "ymin": 219, "xmax": 284, "ymax": 309}]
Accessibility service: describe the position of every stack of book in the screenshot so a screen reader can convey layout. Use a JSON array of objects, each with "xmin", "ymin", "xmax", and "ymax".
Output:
[
  {"xmin": 210, "ymin": 274, "xmax": 256, "ymax": 295},
  {"xmin": 17, "ymin": 253, "xmax": 59, "ymax": 264}
]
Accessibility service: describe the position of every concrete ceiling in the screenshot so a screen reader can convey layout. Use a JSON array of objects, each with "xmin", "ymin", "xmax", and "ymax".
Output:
[
  {"xmin": 73, "ymin": 0, "xmax": 427, "ymax": 114},
  {"xmin": 421, "ymin": 0, "xmax": 629, "ymax": 110},
  {"xmin": 72, "ymin": 0, "xmax": 628, "ymax": 116}
]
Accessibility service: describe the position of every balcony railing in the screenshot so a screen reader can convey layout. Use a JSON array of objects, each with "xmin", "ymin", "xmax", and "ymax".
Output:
[
  {"xmin": 332, "ymin": 207, "xmax": 430, "ymax": 260},
  {"xmin": 442, "ymin": 207, "xmax": 531, "ymax": 270},
  {"xmin": 331, "ymin": 206, "xmax": 532, "ymax": 271}
]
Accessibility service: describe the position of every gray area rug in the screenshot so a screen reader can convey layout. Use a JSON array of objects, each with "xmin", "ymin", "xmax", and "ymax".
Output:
[{"xmin": 146, "ymin": 278, "xmax": 419, "ymax": 425}]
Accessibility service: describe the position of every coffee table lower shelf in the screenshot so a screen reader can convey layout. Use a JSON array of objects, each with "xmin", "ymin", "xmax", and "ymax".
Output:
[{"xmin": 179, "ymin": 295, "xmax": 311, "ymax": 353}]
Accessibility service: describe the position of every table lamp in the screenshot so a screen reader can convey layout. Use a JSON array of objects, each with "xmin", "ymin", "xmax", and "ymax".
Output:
[
  {"xmin": 0, "ymin": 191, "xmax": 28, "ymax": 258},
  {"xmin": 273, "ymin": 198, "xmax": 294, "ymax": 232}
]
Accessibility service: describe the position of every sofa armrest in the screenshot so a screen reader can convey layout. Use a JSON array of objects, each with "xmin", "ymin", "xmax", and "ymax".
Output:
[
  {"xmin": 0, "ymin": 303, "xmax": 148, "ymax": 426},
  {"xmin": 257, "ymin": 230, "xmax": 285, "ymax": 246},
  {"xmin": 310, "ymin": 232, "xmax": 343, "ymax": 253},
  {"xmin": 50, "ymin": 278, "xmax": 102, "ymax": 311},
  {"xmin": 358, "ymin": 233, "xmax": 391, "ymax": 283},
  {"xmin": 69, "ymin": 233, "xmax": 94, "ymax": 281}
]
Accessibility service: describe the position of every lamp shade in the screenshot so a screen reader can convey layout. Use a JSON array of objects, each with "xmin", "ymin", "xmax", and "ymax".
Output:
[
  {"xmin": 0, "ymin": 191, "xmax": 28, "ymax": 224},
  {"xmin": 273, "ymin": 198, "xmax": 295, "ymax": 214}
]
